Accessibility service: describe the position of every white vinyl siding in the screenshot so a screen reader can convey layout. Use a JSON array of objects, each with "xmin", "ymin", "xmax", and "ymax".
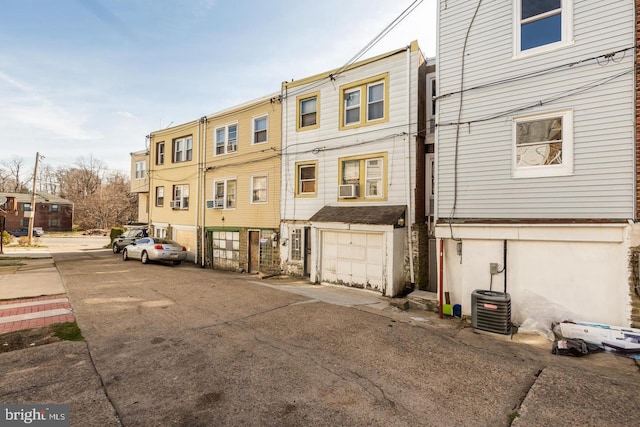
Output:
[
  {"xmin": 281, "ymin": 47, "xmax": 422, "ymax": 221},
  {"xmin": 436, "ymin": 0, "xmax": 635, "ymax": 219}
]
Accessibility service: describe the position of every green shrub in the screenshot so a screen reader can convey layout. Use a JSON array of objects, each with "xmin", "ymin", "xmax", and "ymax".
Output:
[
  {"xmin": 1, "ymin": 230, "xmax": 11, "ymax": 245},
  {"xmin": 110, "ymin": 227, "xmax": 125, "ymax": 243}
]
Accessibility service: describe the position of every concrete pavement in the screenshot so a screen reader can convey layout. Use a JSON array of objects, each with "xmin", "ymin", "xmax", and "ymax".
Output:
[{"xmin": 1, "ymin": 237, "xmax": 640, "ymax": 426}]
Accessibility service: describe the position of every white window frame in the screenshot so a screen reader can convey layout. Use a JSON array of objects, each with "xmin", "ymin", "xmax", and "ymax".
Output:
[
  {"xmin": 253, "ymin": 116, "xmax": 268, "ymax": 144},
  {"xmin": 364, "ymin": 158, "xmax": 383, "ymax": 198},
  {"xmin": 251, "ymin": 175, "xmax": 268, "ymax": 203},
  {"xmin": 155, "ymin": 186, "xmax": 164, "ymax": 207},
  {"xmin": 512, "ymin": 110, "xmax": 573, "ymax": 178},
  {"xmin": 135, "ymin": 161, "xmax": 146, "ymax": 179},
  {"xmin": 299, "ymin": 95, "xmax": 318, "ymax": 129},
  {"xmin": 213, "ymin": 178, "xmax": 237, "ymax": 209},
  {"xmin": 344, "ymin": 88, "xmax": 361, "ymax": 126},
  {"xmin": 172, "ymin": 184, "xmax": 189, "ymax": 209},
  {"xmin": 173, "ymin": 136, "xmax": 193, "ymax": 162},
  {"xmin": 156, "ymin": 142, "xmax": 165, "ymax": 165},
  {"xmin": 290, "ymin": 228, "xmax": 302, "ymax": 261},
  {"xmin": 215, "ymin": 124, "xmax": 238, "ymax": 155},
  {"xmin": 513, "ymin": 0, "xmax": 573, "ymax": 58},
  {"xmin": 297, "ymin": 163, "xmax": 317, "ymax": 196},
  {"xmin": 366, "ymin": 81, "xmax": 385, "ymax": 122}
]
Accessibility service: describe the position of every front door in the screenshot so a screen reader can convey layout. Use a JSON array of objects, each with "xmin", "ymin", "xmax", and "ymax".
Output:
[
  {"xmin": 303, "ymin": 227, "xmax": 311, "ymax": 277},
  {"xmin": 249, "ymin": 231, "xmax": 260, "ymax": 273}
]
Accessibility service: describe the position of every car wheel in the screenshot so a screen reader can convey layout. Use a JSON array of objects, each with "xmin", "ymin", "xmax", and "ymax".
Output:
[
  {"xmin": 173, "ymin": 260, "xmax": 182, "ymax": 266},
  {"xmin": 122, "ymin": 249, "xmax": 129, "ymax": 261},
  {"xmin": 141, "ymin": 251, "xmax": 149, "ymax": 264},
  {"xmin": 113, "ymin": 243, "xmax": 120, "ymax": 254}
]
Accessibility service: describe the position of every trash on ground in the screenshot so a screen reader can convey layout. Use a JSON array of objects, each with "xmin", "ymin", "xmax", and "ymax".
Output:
[
  {"xmin": 559, "ymin": 321, "xmax": 640, "ymax": 358},
  {"xmin": 552, "ymin": 338, "xmax": 601, "ymax": 357},
  {"xmin": 516, "ymin": 290, "xmax": 578, "ymax": 340}
]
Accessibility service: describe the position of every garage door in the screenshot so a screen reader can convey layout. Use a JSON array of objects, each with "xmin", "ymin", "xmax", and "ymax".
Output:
[{"xmin": 320, "ymin": 231, "xmax": 384, "ymax": 292}]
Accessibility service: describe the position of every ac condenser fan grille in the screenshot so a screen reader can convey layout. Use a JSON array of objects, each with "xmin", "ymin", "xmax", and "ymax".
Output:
[{"xmin": 471, "ymin": 290, "xmax": 511, "ymax": 335}]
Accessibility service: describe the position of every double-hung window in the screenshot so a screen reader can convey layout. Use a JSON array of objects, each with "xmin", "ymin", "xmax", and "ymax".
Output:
[
  {"xmin": 50, "ymin": 204, "xmax": 59, "ymax": 213},
  {"xmin": 297, "ymin": 93, "xmax": 319, "ymax": 130},
  {"xmin": 340, "ymin": 74, "xmax": 388, "ymax": 129},
  {"xmin": 155, "ymin": 186, "xmax": 164, "ymax": 207},
  {"xmin": 515, "ymin": 0, "xmax": 572, "ymax": 56},
  {"xmin": 513, "ymin": 110, "xmax": 573, "ymax": 178},
  {"xmin": 251, "ymin": 176, "xmax": 268, "ymax": 203},
  {"xmin": 172, "ymin": 184, "xmax": 189, "ymax": 209},
  {"xmin": 173, "ymin": 136, "xmax": 193, "ymax": 162},
  {"xmin": 156, "ymin": 142, "xmax": 165, "ymax": 165},
  {"xmin": 296, "ymin": 162, "xmax": 317, "ymax": 196},
  {"xmin": 135, "ymin": 161, "xmax": 146, "ymax": 179},
  {"xmin": 215, "ymin": 124, "xmax": 238, "ymax": 155},
  {"xmin": 253, "ymin": 116, "xmax": 268, "ymax": 144},
  {"xmin": 213, "ymin": 179, "xmax": 237, "ymax": 209},
  {"xmin": 338, "ymin": 153, "xmax": 387, "ymax": 200}
]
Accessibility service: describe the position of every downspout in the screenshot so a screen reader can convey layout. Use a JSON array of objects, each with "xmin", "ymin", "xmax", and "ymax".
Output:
[
  {"xmin": 194, "ymin": 120, "xmax": 201, "ymax": 264},
  {"xmin": 439, "ymin": 238, "xmax": 444, "ymax": 318},
  {"xmin": 148, "ymin": 134, "xmax": 153, "ymax": 231},
  {"xmin": 404, "ymin": 44, "xmax": 416, "ymax": 287},
  {"xmin": 201, "ymin": 116, "xmax": 208, "ymax": 267}
]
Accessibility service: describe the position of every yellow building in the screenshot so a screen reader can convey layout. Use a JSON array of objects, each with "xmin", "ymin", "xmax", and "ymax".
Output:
[
  {"xmin": 202, "ymin": 94, "xmax": 282, "ymax": 274},
  {"xmin": 148, "ymin": 119, "xmax": 202, "ymax": 262},
  {"xmin": 129, "ymin": 149, "xmax": 149, "ymax": 223}
]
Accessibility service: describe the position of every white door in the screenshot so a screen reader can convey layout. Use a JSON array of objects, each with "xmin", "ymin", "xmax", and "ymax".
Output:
[{"xmin": 320, "ymin": 231, "xmax": 384, "ymax": 291}]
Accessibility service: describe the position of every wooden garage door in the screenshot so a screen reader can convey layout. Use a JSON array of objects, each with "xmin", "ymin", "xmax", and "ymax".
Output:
[{"xmin": 320, "ymin": 231, "xmax": 384, "ymax": 292}]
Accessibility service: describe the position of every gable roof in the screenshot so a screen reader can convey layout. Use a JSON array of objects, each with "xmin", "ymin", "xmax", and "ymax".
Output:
[{"xmin": 0, "ymin": 192, "xmax": 73, "ymax": 205}]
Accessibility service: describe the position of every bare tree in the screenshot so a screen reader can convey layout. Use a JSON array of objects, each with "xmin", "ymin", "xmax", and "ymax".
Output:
[
  {"xmin": 1, "ymin": 156, "xmax": 29, "ymax": 192},
  {"xmin": 58, "ymin": 155, "xmax": 106, "ymax": 199},
  {"xmin": 37, "ymin": 164, "xmax": 59, "ymax": 195}
]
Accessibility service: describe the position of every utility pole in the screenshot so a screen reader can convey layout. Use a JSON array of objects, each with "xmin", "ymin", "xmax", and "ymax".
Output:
[{"xmin": 27, "ymin": 152, "xmax": 42, "ymax": 246}]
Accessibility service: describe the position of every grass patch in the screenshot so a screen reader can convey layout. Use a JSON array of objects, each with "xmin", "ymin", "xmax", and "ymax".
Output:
[
  {"xmin": 508, "ymin": 411, "xmax": 520, "ymax": 423},
  {"xmin": 52, "ymin": 322, "xmax": 84, "ymax": 341}
]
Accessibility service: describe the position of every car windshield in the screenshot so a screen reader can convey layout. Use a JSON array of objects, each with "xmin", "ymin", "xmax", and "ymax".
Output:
[{"xmin": 124, "ymin": 229, "xmax": 143, "ymax": 237}]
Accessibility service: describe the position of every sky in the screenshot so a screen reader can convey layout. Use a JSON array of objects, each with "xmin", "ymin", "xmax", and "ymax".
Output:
[{"xmin": 0, "ymin": 0, "xmax": 437, "ymax": 175}]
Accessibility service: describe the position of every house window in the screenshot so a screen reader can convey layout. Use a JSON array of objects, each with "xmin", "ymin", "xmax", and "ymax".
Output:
[
  {"xmin": 253, "ymin": 116, "xmax": 268, "ymax": 144},
  {"xmin": 427, "ymin": 75, "xmax": 436, "ymax": 134},
  {"xmin": 156, "ymin": 142, "xmax": 165, "ymax": 165},
  {"xmin": 513, "ymin": 110, "xmax": 573, "ymax": 178},
  {"xmin": 173, "ymin": 136, "xmax": 193, "ymax": 162},
  {"xmin": 171, "ymin": 184, "xmax": 189, "ymax": 209},
  {"xmin": 291, "ymin": 229, "xmax": 302, "ymax": 261},
  {"xmin": 296, "ymin": 162, "xmax": 317, "ymax": 196},
  {"xmin": 259, "ymin": 230, "xmax": 274, "ymax": 266},
  {"xmin": 338, "ymin": 153, "xmax": 387, "ymax": 200},
  {"xmin": 155, "ymin": 186, "xmax": 164, "ymax": 207},
  {"xmin": 213, "ymin": 179, "xmax": 237, "ymax": 209},
  {"xmin": 22, "ymin": 203, "xmax": 32, "ymax": 212},
  {"xmin": 251, "ymin": 176, "xmax": 268, "ymax": 203},
  {"xmin": 340, "ymin": 74, "xmax": 388, "ymax": 129},
  {"xmin": 297, "ymin": 93, "xmax": 319, "ymax": 130},
  {"xmin": 515, "ymin": 0, "xmax": 572, "ymax": 55},
  {"xmin": 215, "ymin": 124, "xmax": 238, "ymax": 155},
  {"xmin": 50, "ymin": 204, "xmax": 59, "ymax": 213},
  {"xmin": 135, "ymin": 161, "xmax": 146, "ymax": 179},
  {"xmin": 49, "ymin": 218, "xmax": 60, "ymax": 227}
]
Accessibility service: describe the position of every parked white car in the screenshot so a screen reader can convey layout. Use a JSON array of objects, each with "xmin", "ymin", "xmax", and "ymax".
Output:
[{"xmin": 122, "ymin": 237, "xmax": 187, "ymax": 265}]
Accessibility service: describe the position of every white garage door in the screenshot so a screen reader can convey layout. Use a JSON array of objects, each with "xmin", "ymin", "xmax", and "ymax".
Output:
[{"xmin": 320, "ymin": 231, "xmax": 384, "ymax": 292}]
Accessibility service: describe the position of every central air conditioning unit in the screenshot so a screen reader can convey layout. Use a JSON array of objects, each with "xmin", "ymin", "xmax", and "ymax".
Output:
[
  {"xmin": 169, "ymin": 200, "xmax": 181, "ymax": 209},
  {"xmin": 338, "ymin": 184, "xmax": 359, "ymax": 198},
  {"xmin": 471, "ymin": 289, "xmax": 512, "ymax": 336}
]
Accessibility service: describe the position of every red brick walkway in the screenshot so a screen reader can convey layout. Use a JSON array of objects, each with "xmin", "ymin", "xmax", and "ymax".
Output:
[{"xmin": 0, "ymin": 294, "xmax": 75, "ymax": 334}]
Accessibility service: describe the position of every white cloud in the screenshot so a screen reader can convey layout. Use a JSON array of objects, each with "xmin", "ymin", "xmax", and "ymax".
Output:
[
  {"xmin": 0, "ymin": 70, "xmax": 98, "ymax": 140},
  {"xmin": 115, "ymin": 111, "xmax": 138, "ymax": 120}
]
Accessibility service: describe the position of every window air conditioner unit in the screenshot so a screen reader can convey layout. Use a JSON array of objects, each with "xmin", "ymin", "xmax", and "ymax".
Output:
[
  {"xmin": 339, "ymin": 184, "xmax": 359, "ymax": 199},
  {"xmin": 207, "ymin": 199, "xmax": 224, "ymax": 209},
  {"xmin": 169, "ymin": 200, "xmax": 181, "ymax": 209}
]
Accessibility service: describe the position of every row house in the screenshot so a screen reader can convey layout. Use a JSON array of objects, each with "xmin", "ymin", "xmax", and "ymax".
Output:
[
  {"xmin": 202, "ymin": 94, "xmax": 282, "ymax": 274},
  {"xmin": 146, "ymin": 95, "xmax": 282, "ymax": 271},
  {"xmin": 130, "ymin": 149, "xmax": 149, "ymax": 224},
  {"xmin": 138, "ymin": 41, "xmax": 432, "ymax": 297},
  {"xmin": 280, "ymin": 41, "xmax": 428, "ymax": 296},
  {"xmin": 435, "ymin": 1, "xmax": 638, "ymax": 326},
  {"xmin": 148, "ymin": 119, "xmax": 201, "ymax": 261}
]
